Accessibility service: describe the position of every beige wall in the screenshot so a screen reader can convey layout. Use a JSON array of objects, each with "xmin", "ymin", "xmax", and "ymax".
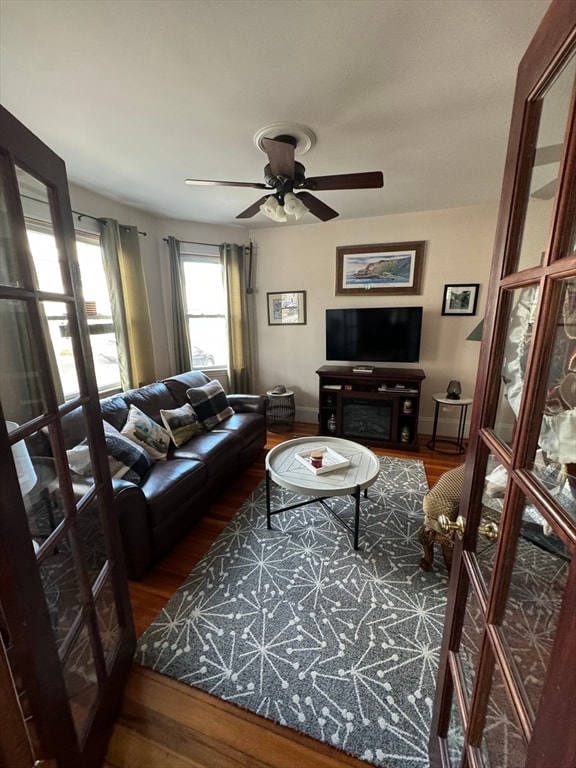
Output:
[
  {"xmin": 251, "ymin": 203, "xmax": 498, "ymax": 434},
  {"xmin": 69, "ymin": 182, "xmax": 499, "ymax": 436}
]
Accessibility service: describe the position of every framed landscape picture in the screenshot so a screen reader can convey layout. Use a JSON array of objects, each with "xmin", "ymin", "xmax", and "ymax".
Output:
[
  {"xmin": 267, "ymin": 290, "xmax": 307, "ymax": 325},
  {"xmin": 335, "ymin": 241, "xmax": 425, "ymax": 295},
  {"xmin": 441, "ymin": 284, "xmax": 479, "ymax": 315}
]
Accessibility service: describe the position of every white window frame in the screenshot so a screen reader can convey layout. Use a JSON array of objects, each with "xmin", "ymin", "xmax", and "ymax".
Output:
[
  {"xmin": 24, "ymin": 218, "xmax": 122, "ymax": 398},
  {"xmin": 180, "ymin": 245, "xmax": 229, "ymax": 373}
]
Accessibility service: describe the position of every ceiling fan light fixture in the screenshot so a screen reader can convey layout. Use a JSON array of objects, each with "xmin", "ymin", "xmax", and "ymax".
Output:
[
  {"xmin": 260, "ymin": 195, "xmax": 287, "ymax": 222},
  {"xmin": 284, "ymin": 192, "xmax": 307, "ymax": 220}
]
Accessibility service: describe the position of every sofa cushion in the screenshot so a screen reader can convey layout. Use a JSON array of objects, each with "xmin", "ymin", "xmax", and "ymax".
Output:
[
  {"xmin": 121, "ymin": 404, "xmax": 170, "ymax": 460},
  {"xmin": 139, "ymin": 459, "xmax": 207, "ymax": 527},
  {"xmin": 121, "ymin": 381, "xmax": 179, "ymax": 422},
  {"xmin": 186, "ymin": 380, "xmax": 234, "ymax": 431},
  {"xmin": 97, "ymin": 382, "xmax": 178, "ymax": 435},
  {"xmin": 67, "ymin": 421, "xmax": 154, "ymax": 485},
  {"xmin": 171, "ymin": 430, "xmax": 242, "ymax": 478},
  {"xmin": 100, "ymin": 395, "xmax": 131, "ymax": 433},
  {"xmin": 215, "ymin": 412, "xmax": 266, "ymax": 449},
  {"xmin": 160, "ymin": 403, "xmax": 205, "ymax": 447},
  {"xmin": 163, "ymin": 370, "xmax": 211, "ymax": 406}
]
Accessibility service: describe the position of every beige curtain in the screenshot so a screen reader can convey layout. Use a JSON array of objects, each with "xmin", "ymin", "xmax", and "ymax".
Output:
[
  {"xmin": 167, "ymin": 236, "xmax": 191, "ymax": 373},
  {"xmin": 99, "ymin": 219, "xmax": 155, "ymax": 389},
  {"xmin": 221, "ymin": 243, "xmax": 254, "ymax": 393}
]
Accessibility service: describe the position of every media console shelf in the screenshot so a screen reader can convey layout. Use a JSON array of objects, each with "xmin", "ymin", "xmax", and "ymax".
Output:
[{"xmin": 316, "ymin": 365, "xmax": 426, "ymax": 451}]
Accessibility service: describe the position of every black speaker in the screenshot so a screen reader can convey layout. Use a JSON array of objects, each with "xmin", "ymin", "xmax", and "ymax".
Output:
[{"xmin": 446, "ymin": 380, "xmax": 462, "ymax": 400}]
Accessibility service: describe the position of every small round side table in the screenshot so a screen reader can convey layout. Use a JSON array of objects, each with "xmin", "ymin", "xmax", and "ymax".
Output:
[
  {"xmin": 427, "ymin": 393, "xmax": 473, "ymax": 455},
  {"xmin": 266, "ymin": 389, "xmax": 295, "ymax": 433}
]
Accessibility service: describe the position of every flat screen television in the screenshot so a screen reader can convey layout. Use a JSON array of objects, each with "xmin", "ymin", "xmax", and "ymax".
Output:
[{"xmin": 326, "ymin": 306, "xmax": 423, "ymax": 363}]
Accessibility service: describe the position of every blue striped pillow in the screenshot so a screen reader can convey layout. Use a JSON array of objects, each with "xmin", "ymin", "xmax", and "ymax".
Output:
[{"xmin": 67, "ymin": 421, "xmax": 153, "ymax": 485}]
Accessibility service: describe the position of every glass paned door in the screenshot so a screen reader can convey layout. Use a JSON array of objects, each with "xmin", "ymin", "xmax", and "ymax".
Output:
[
  {"xmin": 0, "ymin": 106, "xmax": 135, "ymax": 768},
  {"xmin": 429, "ymin": 6, "xmax": 576, "ymax": 768},
  {"xmin": 516, "ymin": 55, "xmax": 575, "ymax": 273}
]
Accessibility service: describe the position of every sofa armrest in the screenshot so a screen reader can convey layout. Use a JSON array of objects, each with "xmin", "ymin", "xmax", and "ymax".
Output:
[
  {"xmin": 228, "ymin": 393, "xmax": 267, "ymax": 415},
  {"xmin": 111, "ymin": 478, "xmax": 153, "ymax": 580}
]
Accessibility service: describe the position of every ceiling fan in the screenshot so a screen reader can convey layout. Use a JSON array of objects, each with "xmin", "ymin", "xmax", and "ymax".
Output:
[{"xmin": 185, "ymin": 133, "xmax": 384, "ymax": 222}]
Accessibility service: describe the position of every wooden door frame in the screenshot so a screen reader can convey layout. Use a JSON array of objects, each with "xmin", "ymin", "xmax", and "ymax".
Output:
[
  {"xmin": 0, "ymin": 106, "xmax": 135, "ymax": 768},
  {"xmin": 429, "ymin": 1, "xmax": 576, "ymax": 765}
]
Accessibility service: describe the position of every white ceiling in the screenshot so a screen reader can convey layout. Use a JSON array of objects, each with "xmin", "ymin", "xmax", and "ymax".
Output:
[{"xmin": 0, "ymin": 0, "xmax": 550, "ymax": 228}]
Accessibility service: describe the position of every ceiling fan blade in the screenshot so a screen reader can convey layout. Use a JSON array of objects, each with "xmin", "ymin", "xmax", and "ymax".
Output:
[
  {"xmin": 302, "ymin": 171, "xmax": 383, "ymax": 191},
  {"xmin": 534, "ymin": 143, "xmax": 563, "ymax": 166},
  {"xmin": 261, "ymin": 137, "xmax": 295, "ymax": 178},
  {"xmin": 236, "ymin": 195, "xmax": 270, "ymax": 219},
  {"xmin": 185, "ymin": 178, "xmax": 268, "ymax": 189},
  {"xmin": 297, "ymin": 191, "xmax": 339, "ymax": 221},
  {"xmin": 532, "ymin": 178, "xmax": 557, "ymax": 200}
]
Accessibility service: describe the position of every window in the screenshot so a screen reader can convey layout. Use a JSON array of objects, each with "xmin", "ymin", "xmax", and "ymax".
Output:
[
  {"xmin": 26, "ymin": 228, "xmax": 121, "ymax": 397},
  {"xmin": 181, "ymin": 246, "xmax": 228, "ymax": 370}
]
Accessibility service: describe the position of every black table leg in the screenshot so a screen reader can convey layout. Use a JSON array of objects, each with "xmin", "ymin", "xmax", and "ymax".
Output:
[
  {"xmin": 266, "ymin": 469, "xmax": 271, "ymax": 529},
  {"xmin": 456, "ymin": 405, "xmax": 468, "ymax": 453},
  {"xmin": 428, "ymin": 400, "xmax": 440, "ymax": 450},
  {"xmin": 353, "ymin": 484, "xmax": 361, "ymax": 550}
]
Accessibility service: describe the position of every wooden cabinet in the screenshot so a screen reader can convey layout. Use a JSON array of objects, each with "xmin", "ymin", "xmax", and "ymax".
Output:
[{"xmin": 316, "ymin": 365, "xmax": 426, "ymax": 451}]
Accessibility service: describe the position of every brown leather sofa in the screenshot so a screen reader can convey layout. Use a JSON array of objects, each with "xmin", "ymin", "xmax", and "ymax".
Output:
[{"xmin": 59, "ymin": 371, "xmax": 267, "ymax": 579}]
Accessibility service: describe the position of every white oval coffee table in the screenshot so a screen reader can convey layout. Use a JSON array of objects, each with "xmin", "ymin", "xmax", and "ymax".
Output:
[{"xmin": 265, "ymin": 436, "xmax": 380, "ymax": 549}]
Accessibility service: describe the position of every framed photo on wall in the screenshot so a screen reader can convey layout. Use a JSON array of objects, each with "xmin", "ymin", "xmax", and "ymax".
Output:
[
  {"xmin": 441, "ymin": 284, "xmax": 479, "ymax": 316},
  {"xmin": 335, "ymin": 241, "xmax": 425, "ymax": 295},
  {"xmin": 267, "ymin": 291, "xmax": 307, "ymax": 325}
]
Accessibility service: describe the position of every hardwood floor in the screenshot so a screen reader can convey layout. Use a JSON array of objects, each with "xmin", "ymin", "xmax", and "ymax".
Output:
[{"xmin": 103, "ymin": 424, "xmax": 464, "ymax": 768}]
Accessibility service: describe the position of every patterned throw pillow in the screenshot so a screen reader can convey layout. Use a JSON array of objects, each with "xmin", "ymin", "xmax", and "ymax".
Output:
[
  {"xmin": 160, "ymin": 403, "xmax": 204, "ymax": 447},
  {"xmin": 120, "ymin": 404, "xmax": 170, "ymax": 460},
  {"xmin": 186, "ymin": 380, "xmax": 234, "ymax": 431},
  {"xmin": 67, "ymin": 421, "xmax": 153, "ymax": 485}
]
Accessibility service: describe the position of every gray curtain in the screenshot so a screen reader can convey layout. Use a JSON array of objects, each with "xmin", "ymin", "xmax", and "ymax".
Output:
[
  {"xmin": 99, "ymin": 218, "xmax": 155, "ymax": 389},
  {"xmin": 221, "ymin": 243, "xmax": 254, "ymax": 393},
  {"xmin": 167, "ymin": 236, "xmax": 191, "ymax": 373}
]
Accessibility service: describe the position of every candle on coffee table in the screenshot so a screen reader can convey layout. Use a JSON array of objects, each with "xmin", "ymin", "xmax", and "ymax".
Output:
[{"xmin": 310, "ymin": 450, "xmax": 324, "ymax": 468}]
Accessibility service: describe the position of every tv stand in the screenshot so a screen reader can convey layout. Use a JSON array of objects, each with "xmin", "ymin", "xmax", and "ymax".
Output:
[{"xmin": 316, "ymin": 365, "xmax": 426, "ymax": 451}]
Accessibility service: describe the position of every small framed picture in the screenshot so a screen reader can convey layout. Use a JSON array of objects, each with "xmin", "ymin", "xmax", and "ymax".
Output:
[
  {"xmin": 441, "ymin": 284, "xmax": 479, "ymax": 316},
  {"xmin": 267, "ymin": 291, "xmax": 307, "ymax": 325}
]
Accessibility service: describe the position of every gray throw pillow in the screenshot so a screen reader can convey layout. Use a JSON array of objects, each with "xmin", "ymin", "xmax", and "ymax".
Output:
[{"xmin": 186, "ymin": 380, "xmax": 234, "ymax": 431}]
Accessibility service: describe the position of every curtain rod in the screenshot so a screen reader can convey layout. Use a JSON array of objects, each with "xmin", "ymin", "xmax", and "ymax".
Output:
[
  {"xmin": 19, "ymin": 193, "xmax": 147, "ymax": 235},
  {"xmin": 163, "ymin": 237, "xmax": 221, "ymax": 247},
  {"xmin": 76, "ymin": 211, "xmax": 147, "ymax": 236}
]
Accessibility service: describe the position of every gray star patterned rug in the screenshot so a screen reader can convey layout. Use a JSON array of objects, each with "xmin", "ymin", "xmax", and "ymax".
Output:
[{"xmin": 136, "ymin": 456, "xmax": 450, "ymax": 767}]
